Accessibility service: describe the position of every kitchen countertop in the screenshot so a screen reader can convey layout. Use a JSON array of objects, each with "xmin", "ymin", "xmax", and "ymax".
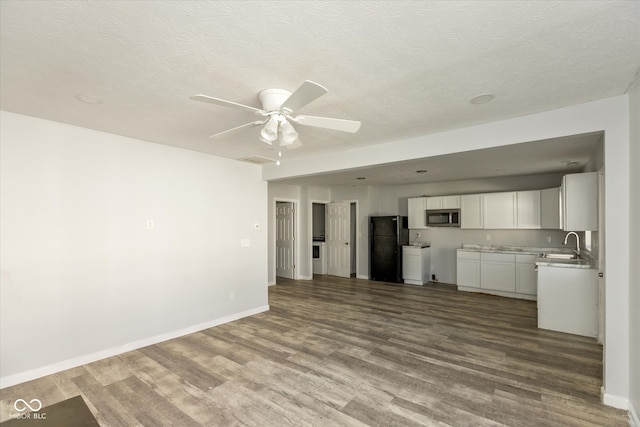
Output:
[{"xmin": 460, "ymin": 244, "xmax": 595, "ymax": 269}]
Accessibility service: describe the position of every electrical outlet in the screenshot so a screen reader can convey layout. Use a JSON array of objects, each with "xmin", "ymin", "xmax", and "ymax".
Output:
[
  {"xmin": 146, "ymin": 219, "xmax": 154, "ymax": 230},
  {"xmin": 416, "ymin": 232, "xmax": 421, "ymax": 237},
  {"xmin": 229, "ymin": 291, "xmax": 235, "ymax": 301},
  {"xmin": 547, "ymin": 236, "xmax": 552, "ymax": 243},
  {"xmin": 431, "ymin": 265, "xmax": 435, "ymax": 271},
  {"xmin": 485, "ymin": 234, "xmax": 491, "ymax": 241}
]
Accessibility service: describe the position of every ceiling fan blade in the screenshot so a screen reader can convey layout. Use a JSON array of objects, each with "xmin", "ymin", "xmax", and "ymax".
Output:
[
  {"xmin": 191, "ymin": 94, "xmax": 265, "ymax": 115},
  {"xmin": 209, "ymin": 120, "xmax": 266, "ymax": 139},
  {"xmin": 281, "ymin": 81, "xmax": 328, "ymax": 113},
  {"xmin": 293, "ymin": 115, "xmax": 361, "ymax": 133},
  {"xmin": 285, "ymin": 139, "xmax": 303, "ymax": 150}
]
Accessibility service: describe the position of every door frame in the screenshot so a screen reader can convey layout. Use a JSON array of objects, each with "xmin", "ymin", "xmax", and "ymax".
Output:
[
  {"xmin": 273, "ymin": 198, "xmax": 299, "ymax": 282},
  {"xmin": 598, "ymin": 168, "xmax": 605, "ymax": 345}
]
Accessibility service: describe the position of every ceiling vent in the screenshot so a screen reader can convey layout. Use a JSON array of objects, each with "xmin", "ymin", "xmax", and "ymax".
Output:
[{"xmin": 237, "ymin": 155, "xmax": 276, "ymax": 165}]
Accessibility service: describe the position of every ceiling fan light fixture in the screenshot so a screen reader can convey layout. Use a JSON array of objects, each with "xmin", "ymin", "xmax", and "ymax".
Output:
[
  {"xmin": 260, "ymin": 116, "xmax": 279, "ymax": 142},
  {"xmin": 259, "ymin": 136, "xmax": 274, "ymax": 145},
  {"xmin": 280, "ymin": 120, "xmax": 298, "ymax": 145}
]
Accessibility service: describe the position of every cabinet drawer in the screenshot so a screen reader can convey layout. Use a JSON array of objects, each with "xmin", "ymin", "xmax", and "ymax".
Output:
[
  {"xmin": 480, "ymin": 252, "xmax": 515, "ymax": 263},
  {"xmin": 516, "ymin": 254, "xmax": 538, "ymax": 264},
  {"xmin": 457, "ymin": 250, "xmax": 480, "ymax": 260}
]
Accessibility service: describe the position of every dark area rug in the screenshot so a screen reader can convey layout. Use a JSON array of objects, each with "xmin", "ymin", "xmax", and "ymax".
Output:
[{"xmin": 1, "ymin": 395, "xmax": 99, "ymax": 427}]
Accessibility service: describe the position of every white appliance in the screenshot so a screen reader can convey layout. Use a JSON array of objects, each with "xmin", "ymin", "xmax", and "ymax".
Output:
[{"xmin": 312, "ymin": 242, "xmax": 327, "ymax": 275}]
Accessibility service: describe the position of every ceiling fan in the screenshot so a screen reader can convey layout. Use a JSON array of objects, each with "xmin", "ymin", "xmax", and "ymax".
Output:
[{"xmin": 190, "ymin": 80, "xmax": 361, "ymax": 150}]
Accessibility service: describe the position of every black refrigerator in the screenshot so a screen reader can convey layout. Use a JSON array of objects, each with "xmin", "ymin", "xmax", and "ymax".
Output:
[{"xmin": 370, "ymin": 216, "xmax": 409, "ymax": 283}]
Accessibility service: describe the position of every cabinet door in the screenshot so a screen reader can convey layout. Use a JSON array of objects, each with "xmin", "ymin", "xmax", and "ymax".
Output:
[
  {"xmin": 481, "ymin": 261, "xmax": 516, "ymax": 291},
  {"xmin": 540, "ymin": 187, "xmax": 560, "ymax": 229},
  {"xmin": 426, "ymin": 196, "xmax": 442, "ymax": 210},
  {"xmin": 403, "ymin": 253, "xmax": 421, "ymax": 281},
  {"xmin": 483, "ymin": 192, "xmax": 517, "ymax": 229},
  {"xmin": 517, "ymin": 190, "xmax": 541, "ymax": 229},
  {"xmin": 457, "ymin": 259, "xmax": 480, "ymax": 288},
  {"xmin": 442, "ymin": 195, "xmax": 461, "ymax": 209},
  {"xmin": 461, "ymin": 194, "xmax": 483, "ymax": 229},
  {"xmin": 516, "ymin": 262, "xmax": 537, "ymax": 295},
  {"xmin": 408, "ymin": 197, "xmax": 427, "ymax": 229},
  {"xmin": 562, "ymin": 173, "xmax": 598, "ymax": 231},
  {"xmin": 480, "ymin": 253, "xmax": 516, "ymax": 292},
  {"xmin": 457, "ymin": 250, "xmax": 480, "ymax": 288}
]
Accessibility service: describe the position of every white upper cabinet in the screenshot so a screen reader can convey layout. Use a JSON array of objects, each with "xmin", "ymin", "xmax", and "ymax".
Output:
[
  {"xmin": 516, "ymin": 190, "xmax": 541, "ymax": 229},
  {"xmin": 426, "ymin": 195, "xmax": 460, "ymax": 210},
  {"xmin": 443, "ymin": 195, "xmax": 460, "ymax": 209},
  {"xmin": 461, "ymin": 194, "xmax": 483, "ymax": 229},
  {"xmin": 426, "ymin": 196, "xmax": 441, "ymax": 210},
  {"xmin": 483, "ymin": 192, "xmax": 517, "ymax": 229},
  {"xmin": 408, "ymin": 197, "xmax": 427, "ymax": 229},
  {"xmin": 540, "ymin": 187, "xmax": 561, "ymax": 229},
  {"xmin": 562, "ymin": 172, "xmax": 598, "ymax": 231}
]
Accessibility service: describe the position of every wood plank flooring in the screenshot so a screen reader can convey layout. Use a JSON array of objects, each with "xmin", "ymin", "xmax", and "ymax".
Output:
[{"xmin": 0, "ymin": 276, "xmax": 629, "ymax": 426}]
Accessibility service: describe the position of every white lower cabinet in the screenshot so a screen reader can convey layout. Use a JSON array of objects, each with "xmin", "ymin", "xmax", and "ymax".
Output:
[
  {"xmin": 515, "ymin": 254, "xmax": 538, "ymax": 295},
  {"xmin": 480, "ymin": 253, "xmax": 516, "ymax": 292},
  {"xmin": 456, "ymin": 250, "xmax": 480, "ymax": 288},
  {"xmin": 403, "ymin": 246, "xmax": 431, "ymax": 285},
  {"xmin": 457, "ymin": 249, "xmax": 536, "ymax": 300}
]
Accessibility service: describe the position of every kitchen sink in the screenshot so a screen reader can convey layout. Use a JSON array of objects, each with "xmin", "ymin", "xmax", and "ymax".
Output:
[{"xmin": 540, "ymin": 252, "xmax": 579, "ymax": 260}]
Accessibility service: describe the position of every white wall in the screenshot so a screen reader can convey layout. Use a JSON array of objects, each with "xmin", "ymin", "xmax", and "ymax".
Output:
[
  {"xmin": 628, "ymin": 70, "xmax": 640, "ymax": 426},
  {"xmin": 263, "ymin": 96, "xmax": 632, "ymax": 409},
  {"xmin": 0, "ymin": 111, "xmax": 268, "ymax": 387}
]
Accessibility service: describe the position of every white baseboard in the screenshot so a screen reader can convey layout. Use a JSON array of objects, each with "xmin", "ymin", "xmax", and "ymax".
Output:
[
  {"xmin": 268, "ymin": 280, "xmax": 276, "ymax": 286},
  {"xmin": 299, "ymin": 275, "xmax": 313, "ymax": 280},
  {"xmin": 601, "ymin": 386, "xmax": 629, "ymax": 410},
  {"xmin": 0, "ymin": 305, "xmax": 269, "ymax": 389},
  {"xmin": 630, "ymin": 400, "xmax": 639, "ymax": 427},
  {"xmin": 356, "ymin": 274, "xmax": 369, "ymax": 280}
]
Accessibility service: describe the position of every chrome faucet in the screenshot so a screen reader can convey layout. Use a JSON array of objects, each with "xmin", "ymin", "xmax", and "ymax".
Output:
[{"xmin": 563, "ymin": 232, "xmax": 581, "ymax": 256}]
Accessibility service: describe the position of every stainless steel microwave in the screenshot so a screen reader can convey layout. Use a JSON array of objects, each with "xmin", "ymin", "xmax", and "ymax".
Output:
[{"xmin": 426, "ymin": 209, "xmax": 460, "ymax": 227}]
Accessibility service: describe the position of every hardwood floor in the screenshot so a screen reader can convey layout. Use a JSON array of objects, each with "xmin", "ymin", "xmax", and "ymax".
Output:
[{"xmin": 0, "ymin": 276, "xmax": 629, "ymax": 426}]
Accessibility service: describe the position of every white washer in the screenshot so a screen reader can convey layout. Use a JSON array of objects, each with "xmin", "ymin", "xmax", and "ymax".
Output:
[{"xmin": 312, "ymin": 242, "xmax": 327, "ymax": 275}]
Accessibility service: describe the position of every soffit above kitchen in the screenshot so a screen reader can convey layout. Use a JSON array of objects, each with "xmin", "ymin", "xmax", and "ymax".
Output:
[
  {"xmin": 271, "ymin": 132, "xmax": 604, "ymax": 187},
  {"xmin": 0, "ymin": 1, "xmax": 638, "ymax": 169}
]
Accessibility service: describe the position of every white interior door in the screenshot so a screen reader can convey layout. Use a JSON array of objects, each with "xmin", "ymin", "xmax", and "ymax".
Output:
[
  {"xmin": 276, "ymin": 202, "xmax": 294, "ymax": 279},
  {"xmin": 326, "ymin": 202, "xmax": 351, "ymax": 277}
]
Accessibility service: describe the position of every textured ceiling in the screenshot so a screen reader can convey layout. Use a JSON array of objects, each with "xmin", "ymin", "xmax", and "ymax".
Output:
[{"xmin": 1, "ymin": 1, "xmax": 639, "ymax": 184}]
